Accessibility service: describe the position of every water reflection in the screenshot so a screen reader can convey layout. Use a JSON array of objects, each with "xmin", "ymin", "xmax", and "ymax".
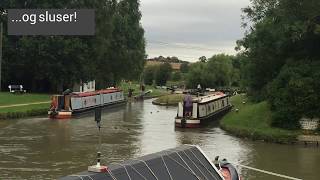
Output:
[{"xmin": 0, "ymin": 99, "xmax": 319, "ymax": 179}]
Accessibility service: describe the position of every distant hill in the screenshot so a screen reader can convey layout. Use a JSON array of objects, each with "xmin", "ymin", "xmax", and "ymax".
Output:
[{"xmin": 146, "ymin": 56, "xmax": 189, "ymax": 70}]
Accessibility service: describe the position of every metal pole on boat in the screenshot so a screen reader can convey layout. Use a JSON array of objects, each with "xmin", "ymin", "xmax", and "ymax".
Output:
[
  {"xmin": 95, "ymin": 107, "xmax": 102, "ymax": 151},
  {"xmin": 0, "ymin": 21, "xmax": 3, "ymax": 92},
  {"xmin": 88, "ymin": 107, "xmax": 108, "ymax": 172}
]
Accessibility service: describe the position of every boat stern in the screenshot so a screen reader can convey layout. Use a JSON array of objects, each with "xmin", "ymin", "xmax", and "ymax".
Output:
[
  {"xmin": 175, "ymin": 117, "xmax": 201, "ymax": 128},
  {"xmin": 48, "ymin": 110, "xmax": 72, "ymax": 119}
]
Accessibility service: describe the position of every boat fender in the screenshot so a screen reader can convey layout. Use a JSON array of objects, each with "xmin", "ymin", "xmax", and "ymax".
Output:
[{"xmin": 220, "ymin": 159, "xmax": 240, "ymax": 180}]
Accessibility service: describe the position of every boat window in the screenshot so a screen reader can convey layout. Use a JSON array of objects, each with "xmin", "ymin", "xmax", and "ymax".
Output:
[
  {"xmin": 111, "ymin": 95, "xmax": 113, "ymax": 100},
  {"xmin": 208, "ymin": 105, "xmax": 211, "ymax": 111},
  {"xmin": 227, "ymin": 98, "xmax": 229, "ymax": 105},
  {"xmin": 222, "ymin": 100, "xmax": 225, "ymax": 107}
]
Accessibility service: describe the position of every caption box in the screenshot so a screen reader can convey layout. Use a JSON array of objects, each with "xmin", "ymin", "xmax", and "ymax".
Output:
[{"xmin": 8, "ymin": 9, "xmax": 95, "ymax": 35}]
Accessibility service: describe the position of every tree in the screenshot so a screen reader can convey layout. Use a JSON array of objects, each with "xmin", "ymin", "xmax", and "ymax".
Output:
[
  {"xmin": 0, "ymin": 0, "xmax": 145, "ymax": 92},
  {"xmin": 198, "ymin": 56, "xmax": 207, "ymax": 63},
  {"xmin": 180, "ymin": 63, "xmax": 189, "ymax": 73},
  {"xmin": 237, "ymin": 0, "xmax": 320, "ymax": 129},
  {"xmin": 238, "ymin": 0, "xmax": 320, "ymax": 99},
  {"xmin": 155, "ymin": 63, "xmax": 172, "ymax": 86},
  {"xmin": 268, "ymin": 61, "xmax": 320, "ymax": 129},
  {"xmin": 186, "ymin": 54, "xmax": 236, "ymax": 89},
  {"xmin": 143, "ymin": 65, "xmax": 156, "ymax": 85},
  {"xmin": 171, "ymin": 71, "xmax": 182, "ymax": 81}
]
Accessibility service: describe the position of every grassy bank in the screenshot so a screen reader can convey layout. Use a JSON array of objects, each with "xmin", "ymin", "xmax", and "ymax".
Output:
[
  {"xmin": 220, "ymin": 95, "xmax": 299, "ymax": 143},
  {"xmin": 0, "ymin": 93, "xmax": 51, "ymax": 119},
  {"xmin": 152, "ymin": 94, "xmax": 185, "ymax": 106},
  {"xmin": 0, "ymin": 92, "xmax": 50, "ymax": 106},
  {"xmin": 119, "ymin": 81, "xmax": 169, "ymax": 98}
]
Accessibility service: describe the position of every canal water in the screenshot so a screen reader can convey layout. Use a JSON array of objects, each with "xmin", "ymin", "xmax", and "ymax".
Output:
[{"xmin": 0, "ymin": 99, "xmax": 319, "ymax": 179}]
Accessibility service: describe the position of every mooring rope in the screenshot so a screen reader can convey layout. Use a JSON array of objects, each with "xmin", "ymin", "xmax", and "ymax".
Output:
[
  {"xmin": 202, "ymin": 149, "xmax": 303, "ymax": 180},
  {"xmin": 233, "ymin": 163, "xmax": 303, "ymax": 180}
]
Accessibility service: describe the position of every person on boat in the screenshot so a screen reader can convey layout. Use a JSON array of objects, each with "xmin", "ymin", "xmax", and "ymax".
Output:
[
  {"xmin": 184, "ymin": 93, "xmax": 193, "ymax": 117},
  {"xmin": 197, "ymin": 84, "xmax": 202, "ymax": 96}
]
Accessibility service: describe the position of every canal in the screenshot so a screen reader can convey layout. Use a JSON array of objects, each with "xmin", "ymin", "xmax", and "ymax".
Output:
[{"xmin": 0, "ymin": 99, "xmax": 319, "ymax": 179}]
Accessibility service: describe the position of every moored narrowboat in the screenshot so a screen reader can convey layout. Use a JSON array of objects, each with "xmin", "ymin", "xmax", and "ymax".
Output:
[
  {"xmin": 175, "ymin": 92, "xmax": 232, "ymax": 128},
  {"xmin": 48, "ymin": 88, "xmax": 126, "ymax": 119}
]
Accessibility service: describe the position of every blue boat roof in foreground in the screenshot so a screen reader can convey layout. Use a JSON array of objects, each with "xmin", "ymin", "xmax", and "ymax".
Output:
[{"xmin": 60, "ymin": 145, "xmax": 224, "ymax": 180}]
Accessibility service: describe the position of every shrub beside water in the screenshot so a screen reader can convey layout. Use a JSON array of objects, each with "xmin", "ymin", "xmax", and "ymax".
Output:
[{"xmin": 267, "ymin": 61, "xmax": 320, "ymax": 129}]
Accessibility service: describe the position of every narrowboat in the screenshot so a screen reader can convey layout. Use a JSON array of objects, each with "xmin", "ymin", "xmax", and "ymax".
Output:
[
  {"xmin": 175, "ymin": 92, "xmax": 232, "ymax": 128},
  {"xmin": 48, "ymin": 88, "xmax": 126, "ymax": 119},
  {"xmin": 60, "ymin": 145, "xmax": 241, "ymax": 180}
]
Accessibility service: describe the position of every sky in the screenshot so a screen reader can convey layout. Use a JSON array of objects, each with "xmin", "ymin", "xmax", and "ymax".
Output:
[{"xmin": 140, "ymin": 0, "xmax": 250, "ymax": 62}]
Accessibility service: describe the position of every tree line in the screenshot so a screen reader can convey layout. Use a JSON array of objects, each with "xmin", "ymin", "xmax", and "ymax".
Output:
[
  {"xmin": 186, "ymin": 54, "xmax": 241, "ymax": 89},
  {"xmin": 0, "ymin": 0, "xmax": 145, "ymax": 92},
  {"xmin": 237, "ymin": 0, "xmax": 320, "ymax": 129}
]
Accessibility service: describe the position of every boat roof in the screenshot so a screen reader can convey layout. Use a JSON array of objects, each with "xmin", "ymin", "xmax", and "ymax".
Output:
[
  {"xmin": 73, "ymin": 88, "xmax": 121, "ymax": 97},
  {"xmin": 60, "ymin": 145, "xmax": 223, "ymax": 180},
  {"xmin": 194, "ymin": 92, "xmax": 227, "ymax": 104}
]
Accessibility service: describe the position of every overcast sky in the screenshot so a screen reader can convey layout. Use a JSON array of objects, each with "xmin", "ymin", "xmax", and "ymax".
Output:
[{"xmin": 140, "ymin": 0, "xmax": 250, "ymax": 62}]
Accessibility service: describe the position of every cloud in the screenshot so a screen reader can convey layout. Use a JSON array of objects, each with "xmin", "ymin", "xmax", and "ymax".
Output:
[{"xmin": 140, "ymin": 0, "xmax": 250, "ymax": 62}]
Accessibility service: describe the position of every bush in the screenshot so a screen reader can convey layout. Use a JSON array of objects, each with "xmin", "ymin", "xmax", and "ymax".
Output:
[{"xmin": 268, "ymin": 60, "xmax": 320, "ymax": 129}]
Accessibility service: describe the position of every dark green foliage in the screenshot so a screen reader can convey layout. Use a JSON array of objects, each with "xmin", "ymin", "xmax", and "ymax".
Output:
[
  {"xmin": 155, "ymin": 63, "xmax": 172, "ymax": 86},
  {"xmin": 268, "ymin": 61, "xmax": 320, "ymax": 129},
  {"xmin": 186, "ymin": 54, "xmax": 240, "ymax": 89},
  {"xmin": 238, "ymin": 0, "xmax": 320, "ymax": 128},
  {"xmin": 171, "ymin": 72, "xmax": 182, "ymax": 81},
  {"xmin": 0, "ymin": 0, "xmax": 145, "ymax": 92},
  {"xmin": 143, "ymin": 65, "xmax": 156, "ymax": 85},
  {"xmin": 180, "ymin": 63, "xmax": 189, "ymax": 73},
  {"xmin": 238, "ymin": 0, "xmax": 320, "ymax": 99},
  {"xmin": 198, "ymin": 56, "xmax": 207, "ymax": 63}
]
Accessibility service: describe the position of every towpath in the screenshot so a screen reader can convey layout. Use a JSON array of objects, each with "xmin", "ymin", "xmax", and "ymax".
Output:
[{"xmin": 0, "ymin": 101, "xmax": 50, "ymax": 109}]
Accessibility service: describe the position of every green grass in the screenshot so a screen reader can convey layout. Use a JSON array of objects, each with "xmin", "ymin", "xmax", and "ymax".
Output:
[
  {"xmin": 220, "ymin": 94, "xmax": 299, "ymax": 143},
  {"xmin": 0, "ymin": 103, "xmax": 50, "ymax": 113},
  {"xmin": 0, "ymin": 92, "xmax": 50, "ymax": 106},
  {"xmin": 0, "ymin": 92, "xmax": 51, "ymax": 119},
  {"xmin": 118, "ymin": 81, "xmax": 169, "ymax": 98},
  {"xmin": 153, "ymin": 94, "xmax": 185, "ymax": 106}
]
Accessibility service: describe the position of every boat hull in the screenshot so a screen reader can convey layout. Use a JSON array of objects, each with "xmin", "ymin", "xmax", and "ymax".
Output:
[
  {"xmin": 175, "ymin": 105, "xmax": 232, "ymax": 128},
  {"xmin": 49, "ymin": 100, "xmax": 126, "ymax": 119}
]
